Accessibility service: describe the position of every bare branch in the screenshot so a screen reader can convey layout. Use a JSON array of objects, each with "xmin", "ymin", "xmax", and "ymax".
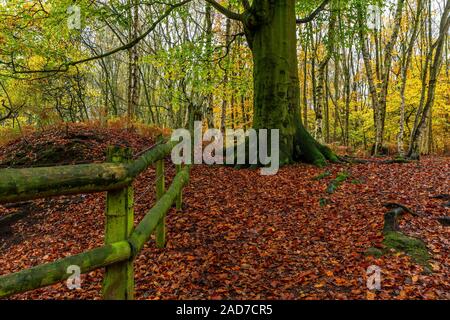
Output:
[
  {"xmin": 0, "ymin": 101, "xmax": 14, "ymax": 122},
  {"xmin": 205, "ymin": 0, "xmax": 243, "ymax": 21},
  {"xmin": 296, "ymin": 0, "xmax": 330, "ymax": 24},
  {"xmin": 11, "ymin": 0, "xmax": 192, "ymax": 74},
  {"xmin": 242, "ymin": 0, "xmax": 250, "ymax": 11}
]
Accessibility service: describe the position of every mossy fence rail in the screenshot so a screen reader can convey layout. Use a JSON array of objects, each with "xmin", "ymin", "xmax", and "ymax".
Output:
[{"xmin": 0, "ymin": 141, "xmax": 190, "ymax": 299}]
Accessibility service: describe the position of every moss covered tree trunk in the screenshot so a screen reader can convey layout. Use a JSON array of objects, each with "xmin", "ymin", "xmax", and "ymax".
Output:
[{"xmin": 244, "ymin": 0, "xmax": 336, "ymax": 166}]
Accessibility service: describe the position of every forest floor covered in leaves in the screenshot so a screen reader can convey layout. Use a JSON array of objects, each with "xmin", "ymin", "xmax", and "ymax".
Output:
[{"xmin": 0, "ymin": 125, "xmax": 449, "ymax": 300}]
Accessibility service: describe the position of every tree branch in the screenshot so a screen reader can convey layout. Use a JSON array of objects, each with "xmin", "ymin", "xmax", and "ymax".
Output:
[
  {"xmin": 205, "ymin": 0, "xmax": 243, "ymax": 21},
  {"xmin": 242, "ymin": 0, "xmax": 250, "ymax": 11},
  {"xmin": 0, "ymin": 101, "xmax": 14, "ymax": 122},
  {"xmin": 12, "ymin": 0, "xmax": 192, "ymax": 74},
  {"xmin": 296, "ymin": 0, "xmax": 330, "ymax": 24}
]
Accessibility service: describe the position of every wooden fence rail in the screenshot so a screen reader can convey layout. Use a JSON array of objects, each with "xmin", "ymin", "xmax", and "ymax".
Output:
[
  {"xmin": 0, "ymin": 141, "xmax": 176, "ymax": 204},
  {"xmin": 0, "ymin": 141, "xmax": 189, "ymax": 300},
  {"xmin": 0, "ymin": 241, "xmax": 132, "ymax": 298}
]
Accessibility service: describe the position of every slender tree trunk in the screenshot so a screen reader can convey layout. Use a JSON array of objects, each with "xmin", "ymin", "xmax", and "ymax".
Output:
[
  {"xmin": 204, "ymin": 2, "xmax": 215, "ymax": 128},
  {"xmin": 408, "ymin": 0, "xmax": 450, "ymax": 159},
  {"xmin": 378, "ymin": 0, "xmax": 405, "ymax": 151},
  {"xmin": 220, "ymin": 15, "xmax": 231, "ymax": 131},
  {"xmin": 302, "ymin": 46, "xmax": 308, "ymax": 131},
  {"xmin": 333, "ymin": 52, "xmax": 340, "ymax": 143},
  {"xmin": 240, "ymin": 95, "xmax": 247, "ymax": 129},
  {"xmin": 314, "ymin": 4, "xmax": 336, "ymax": 143},
  {"xmin": 358, "ymin": 0, "xmax": 405, "ymax": 155},
  {"xmin": 398, "ymin": 0, "xmax": 423, "ymax": 156},
  {"xmin": 127, "ymin": 0, "xmax": 140, "ymax": 124},
  {"xmin": 342, "ymin": 47, "xmax": 351, "ymax": 146},
  {"xmin": 231, "ymin": 93, "xmax": 236, "ymax": 129},
  {"xmin": 357, "ymin": 3, "xmax": 380, "ymax": 151},
  {"xmin": 324, "ymin": 65, "xmax": 330, "ymax": 143}
]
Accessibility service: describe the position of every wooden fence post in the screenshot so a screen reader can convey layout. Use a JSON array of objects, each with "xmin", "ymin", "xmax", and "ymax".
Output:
[
  {"xmin": 175, "ymin": 164, "xmax": 183, "ymax": 211},
  {"xmin": 155, "ymin": 151, "xmax": 166, "ymax": 248},
  {"xmin": 103, "ymin": 146, "xmax": 134, "ymax": 300}
]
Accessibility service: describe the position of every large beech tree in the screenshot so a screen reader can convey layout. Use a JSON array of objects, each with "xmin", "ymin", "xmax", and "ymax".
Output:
[{"xmin": 206, "ymin": 0, "xmax": 337, "ymax": 166}]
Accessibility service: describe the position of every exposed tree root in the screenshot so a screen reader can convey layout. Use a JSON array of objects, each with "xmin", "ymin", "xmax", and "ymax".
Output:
[
  {"xmin": 0, "ymin": 211, "xmax": 29, "ymax": 227},
  {"xmin": 383, "ymin": 207, "xmax": 406, "ymax": 233},
  {"xmin": 367, "ymin": 203, "xmax": 430, "ymax": 268},
  {"xmin": 383, "ymin": 202, "xmax": 420, "ymax": 217},
  {"xmin": 339, "ymin": 155, "xmax": 412, "ymax": 165},
  {"xmin": 436, "ymin": 217, "xmax": 450, "ymax": 226},
  {"xmin": 338, "ymin": 156, "xmax": 369, "ymax": 164},
  {"xmin": 430, "ymin": 194, "xmax": 450, "ymax": 208},
  {"xmin": 382, "ymin": 158, "xmax": 411, "ymax": 164},
  {"xmin": 431, "ymin": 194, "xmax": 450, "ymax": 201},
  {"xmin": 2, "ymin": 201, "xmax": 33, "ymax": 209},
  {"xmin": 0, "ymin": 202, "xmax": 33, "ymax": 228},
  {"xmin": 225, "ymin": 125, "xmax": 339, "ymax": 169},
  {"xmin": 294, "ymin": 122, "xmax": 339, "ymax": 166}
]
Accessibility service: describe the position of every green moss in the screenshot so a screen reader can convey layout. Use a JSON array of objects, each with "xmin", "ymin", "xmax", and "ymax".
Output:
[
  {"xmin": 316, "ymin": 143, "xmax": 339, "ymax": 163},
  {"xmin": 326, "ymin": 171, "xmax": 349, "ymax": 193},
  {"xmin": 390, "ymin": 158, "xmax": 410, "ymax": 163},
  {"xmin": 365, "ymin": 247, "xmax": 384, "ymax": 258},
  {"xmin": 383, "ymin": 231, "xmax": 431, "ymax": 267},
  {"xmin": 335, "ymin": 172, "xmax": 349, "ymax": 183},
  {"xmin": 314, "ymin": 171, "xmax": 331, "ymax": 180},
  {"xmin": 366, "ymin": 232, "xmax": 431, "ymax": 268},
  {"xmin": 313, "ymin": 158, "xmax": 327, "ymax": 168},
  {"xmin": 294, "ymin": 121, "xmax": 329, "ymax": 166},
  {"xmin": 319, "ymin": 198, "xmax": 329, "ymax": 207}
]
